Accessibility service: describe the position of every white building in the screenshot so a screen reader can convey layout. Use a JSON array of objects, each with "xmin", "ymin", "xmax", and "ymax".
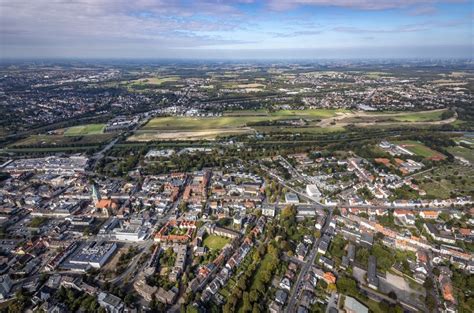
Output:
[
  {"xmin": 262, "ymin": 206, "xmax": 276, "ymax": 217},
  {"xmin": 306, "ymin": 184, "xmax": 321, "ymax": 201},
  {"xmin": 113, "ymin": 226, "xmax": 147, "ymax": 241}
]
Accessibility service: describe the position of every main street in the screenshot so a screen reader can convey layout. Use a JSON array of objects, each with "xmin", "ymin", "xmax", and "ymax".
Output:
[
  {"xmin": 89, "ymin": 113, "xmax": 152, "ymax": 170},
  {"xmin": 285, "ymin": 207, "xmax": 333, "ymax": 312}
]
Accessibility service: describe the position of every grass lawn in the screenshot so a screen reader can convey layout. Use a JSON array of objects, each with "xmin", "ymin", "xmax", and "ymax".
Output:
[
  {"xmin": 144, "ymin": 109, "xmax": 345, "ymax": 131},
  {"xmin": 390, "ymin": 110, "xmax": 446, "ymax": 122},
  {"xmin": 447, "ymin": 146, "xmax": 474, "ymax": 164},
  {"xmin": 454, "ymin": 136, "xmax": 474, "ymax": 146},
  {"xmin": 130, "ymin": 76, "xmax": 179, "ymax": 86},
  {"xmin": 144, "ymin": 116, "xmax": 267, "ymax": 130},
  {"xmin": 29, "ymin": 217, "xmax": 49, "ymax": 228},
  {"xmin": 394, "ymin": 140, "xmax": 445, "ymax": 159},
  {"xmin": 270, "ymin": 108, "xmax": 349, "ymax": 118},
  {"xmin": 255, "ymin": 125, "xmax": 345, "ymax": 134},
  {"xmin": 11, "ymin": 133, "xmax": 113, "ymax": 147},
  {"xmin": 64, "ymin": 123, "xmax": 105, "ymax": 136},
  {"xmin": 203, "ymin": 235, "xmax": 230, "ymax": 250},
  {"xmin": 414, "ymin": 164, "xmax": 474, "ymax": 199},
  {"xmin": 2, "ymin": 146, "xmax": 99, "ymax": 153}
]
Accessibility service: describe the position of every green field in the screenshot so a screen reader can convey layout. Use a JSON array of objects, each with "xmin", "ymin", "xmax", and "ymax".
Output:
[
  {"xmin": 64, "ymin": 123, "xmax": 105, "ymax": 136},
  {"xmin": 254, "ymin": 125, "xmax": 345, "ymax": 134},
  {"xmin": 203, "ymin": 235, "xmax": 231, "ymax": 250},
  {"xmin": 414, "ymin": 165, "xmax": 474, "ymax": 199},
  {"xmin": 144, "ymin": 116, "xmax": 260, "ymax": 130},
  {"xmin": 10, "ymin": 133, "xmax": 114, "ymax": 148},
  {"xmin": 1, "ymin": 146, "xmax": 99, "ymax": 153},
  {"xmin": 390, "ymin": 110, "xmax": 446, "ymax": 122},
  {"xmin": 144, "ymin": 109, "xmax": 346, "ymax": 131},
  {"xmin": 454, "ymin": 136, "xmax": 474, "ymax": 147},
  {"xmin": 394, "ymin": 140, "xmax": 445, "ymax": 159},
  {"xmin": 270, "ymin": 109, "xmax": 349, "ymax": 118},
  {"xmin": 130, "ymin": 76, "xmax": 179, "ymax": 86},
  {"xmin": 447, "ymin": 146, "xmax": 474, "ymax": 164},
  {"xmin": 135, "ymin": 108, "xmax": 451, "ymax": 142}
]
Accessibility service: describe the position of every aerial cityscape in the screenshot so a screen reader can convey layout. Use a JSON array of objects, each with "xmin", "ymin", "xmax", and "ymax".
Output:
[{"xmin": 0, "ymin": 1, "xmax": 473, "ymax": 313}]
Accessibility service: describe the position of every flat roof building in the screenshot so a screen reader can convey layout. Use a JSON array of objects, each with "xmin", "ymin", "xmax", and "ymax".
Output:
[
  {"xmin": 285, "ymin": 192, "xmax": 300, "ymax": 204},
  {"xmin": 344, "ymin": 296, "xmax": 368, "ymax": 313},
  {"xmin": 68, "ymin": 241, "xmax": 117, "ymax": 269},
  {"xmin": 367, "ymin": 255, "xmax": 378, "ymax": 290}
]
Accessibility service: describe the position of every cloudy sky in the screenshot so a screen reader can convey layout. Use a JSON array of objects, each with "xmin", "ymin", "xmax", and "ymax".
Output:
[{"xmin": 0, "ymin": 0, "xmax": 472, "ymax": 59}]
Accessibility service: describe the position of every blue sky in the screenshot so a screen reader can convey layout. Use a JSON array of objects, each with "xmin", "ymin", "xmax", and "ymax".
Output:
[{"xmin": 0, "ymin": 0, "xmax": 472, "ymax": 59}]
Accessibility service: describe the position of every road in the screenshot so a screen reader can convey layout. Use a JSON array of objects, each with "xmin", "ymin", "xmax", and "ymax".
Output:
[
  {"xmin": 285, "ymin": 208, "xmax": 333, "ymax": 313},
  {"xmin": 426, "ymin": 251, "xmax": 442, "ymax": 313},
  {"xmin": 325, "ymin": 292, "xmax": 338, "ymax": 313},
  {"xmin": 277, "ymin": 155, "xmax": 305, "ymax": 181},
  {"xmin": 261, "ymin": 165, "xmax": 325, "ymax": 206},
  {"xmin": 109, "ymin": 240, "xmax": 154, "ymax": 285},
  {"xmin": 89, "ymin": 113, "xmax": 152, "ymax": 170}
]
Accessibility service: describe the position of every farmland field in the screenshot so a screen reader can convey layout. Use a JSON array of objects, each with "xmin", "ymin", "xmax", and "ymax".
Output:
[
  {"xmin": 64, "ymin": 123, "xmax": 105, "ymax": 136},
  {"xmin": 394, "ymin": 140, "xmax": 445, "ymax": 160}
]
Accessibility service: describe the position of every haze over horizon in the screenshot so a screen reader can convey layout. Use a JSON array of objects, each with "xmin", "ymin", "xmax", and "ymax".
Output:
[{"xmin": 0, "ymin": 0, "xmax": 473, "ymax": 59}]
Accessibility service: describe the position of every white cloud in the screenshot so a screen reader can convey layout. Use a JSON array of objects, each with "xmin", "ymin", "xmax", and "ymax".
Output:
[{"xmin": 267, "ymin": 0, "xmax": 465, "ymax": 11}]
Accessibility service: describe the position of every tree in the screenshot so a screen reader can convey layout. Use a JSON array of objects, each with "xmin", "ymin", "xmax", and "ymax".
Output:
[
  {"xmin": 355, "ymin": 247, "xmax": 369, "ymax": 267},
  {"xmin": 242, "ymin": 292, "xmax": 252, "ymax": 312},
  {"xmin": 186, "ymin": 306, "xmax": 199, "ymax": 313},
  {"xmin": 327, "ymin": 283, "xmax": 337, "ymax": 293},
  {"xmin": 388, "ymin": 291, "xmax": 397, "ymax": 300},
  {"xmin": 423, "ymin": 277, "xmax": 434, "ymax": 290},
  {"xmin": 425, "ymin": 294, "xmax": 436, "ymax": 312},
  {"xmin": 336, "ymin": 276, "xmax": 357, "ymax": 295},
  {"xmin": 249, "ymin": 290, "xmax": 259, "ymax": 303},
  {"xmin": 124, "ymin": 294, "xmax": 135, "ymax": 306}
]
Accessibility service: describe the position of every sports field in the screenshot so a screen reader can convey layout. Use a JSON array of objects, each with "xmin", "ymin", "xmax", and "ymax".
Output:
[
  {"xmin": 203, "ymin": 235, "xmax": 230, "ymax": 250},
  {"xmin": 394, "ymin": 140, "xmax": 446, "ymax": 160},
  {"xmin": 64, "ymin": 123, "xmax": 105, "ymax": 136}
]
